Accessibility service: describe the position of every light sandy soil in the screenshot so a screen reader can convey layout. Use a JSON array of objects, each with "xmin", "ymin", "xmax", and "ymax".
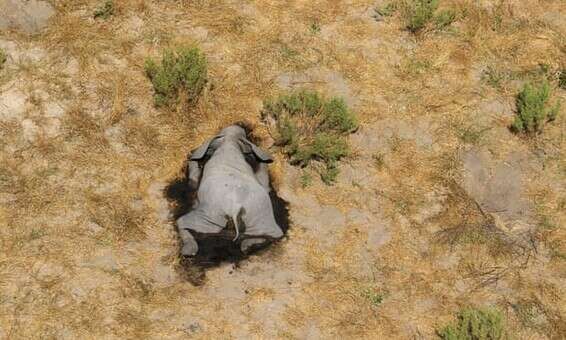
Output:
[{"xmin": 0, "ymin": 0, "xmax": 565, "ymax": 339}]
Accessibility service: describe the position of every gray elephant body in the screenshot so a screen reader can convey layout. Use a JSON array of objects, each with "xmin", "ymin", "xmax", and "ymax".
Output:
[{"xmin": 177, "ymin": 125, "xmax": 283, "ymax": 256}]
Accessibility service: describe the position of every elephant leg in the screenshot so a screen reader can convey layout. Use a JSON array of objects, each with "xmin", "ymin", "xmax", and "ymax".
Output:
[
  {"xmin": 240, "ymin": 238, "xmax": 269, "ymax": 254},
  {"xmin": 178, "ymin": 227, "xmax": 199, "ymax": 256},
  {"xmin": 177, "ymin": 209, "xmax": 225, "ymax": 256},
  {"xmin": 176, "ymin": 209, "xmax": 224, "ymax": 235},
  {"xmin": 242, "ymin": 211, "xmax": 284, "ymax": 240}
]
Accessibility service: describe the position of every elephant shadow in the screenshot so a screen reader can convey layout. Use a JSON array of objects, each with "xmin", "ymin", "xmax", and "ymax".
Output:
[{"xmin": 164, "ymin": 159, "xmax": 290, "ymax": 284}]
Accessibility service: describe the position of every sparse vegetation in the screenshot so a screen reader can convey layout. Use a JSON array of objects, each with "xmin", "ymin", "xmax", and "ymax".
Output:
[
  {"xmin": 402, "ymin": 0, "xmax": 459, "ymax": 33},
  {"xmin": 145, "ymin": 46, "xmax": 207, "ymax": 108},
  {"xmin": 374, "ymin": 2, "xmax": 398, "ymax": 19},
  {"xmin": 512, "ymin": 300, "xmax": 548, "ymax": 332},
  {"xmin": 512, "ymin": 81, "xmax": 560, "ymax": 134},
  {"xmin": 362, "ymin": 288, "xmax": 384, "ymax": 308},
  {"xmin": 433, "ymin": 181, "xmax": 520, "ymax": 259},
  {"xmin": 261, "ymin": 90, "xmax": 357, "ymax": 184},
  {"xmin": 482, "ymin": 66, "xmax": 507, "ymax": 88},
  {"xmin": 435, "ymin": 9, "xmax": 457, "ymax": 29},
  {"xmin": 406, "ymin": 0, "xmax": 438, "ymax": 33},
  {"xmin": 300, "ymin": 172, "xmax": 313, "ymax": 188},
  {"xmin": 372, "ymin": 152, "xmax": 385, "ymax": 170},
  {"xmin": 457, "ymin": 125, "xmax": 491, "ymax": 145},
  {"xmin": 93, "ymin": 0, "xmax": 114, "ymax": 19},
  {"xmin": 309, "ymin": 22, "xmax": 321, "ymax": 34},
  {"xmin": 438, "ymin": 307, "xmax": 508, "ymax": 340}
]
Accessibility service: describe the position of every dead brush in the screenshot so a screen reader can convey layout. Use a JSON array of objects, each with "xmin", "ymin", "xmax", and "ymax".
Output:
[
  {"xmin": 85, "ymin": 192, "xmax": 147, "ymax": 241},
  {"xmin": 63, "ymin": 106, "xmax": 110, "ymax": 151},
  {"xmin": 433, "ymin": 181, "xmax": 532, "ymax": 259}
]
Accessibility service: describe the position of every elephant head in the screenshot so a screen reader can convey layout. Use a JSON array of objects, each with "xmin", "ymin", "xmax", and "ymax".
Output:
[
  {"xmin": 186, "ymin": 125, "xmax": 273, "ymax": 191},
  {"xmin": 190, "ymin": 125, "xmax": 273, "ymax": 162}
]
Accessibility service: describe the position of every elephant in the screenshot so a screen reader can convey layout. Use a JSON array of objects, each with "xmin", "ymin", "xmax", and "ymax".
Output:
[{"xmin": 176, "ymin": 125, "xmax": 284, "ymax": 256}]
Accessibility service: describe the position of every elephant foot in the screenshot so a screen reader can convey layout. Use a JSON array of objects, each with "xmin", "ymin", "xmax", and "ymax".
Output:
[
  {"xmin": 240, "ymin": 238, "xmax": 268, "ymax": 254},
  {"xmin": 181, "ymin": 238, "xmax": 199, "ymax": 257}
]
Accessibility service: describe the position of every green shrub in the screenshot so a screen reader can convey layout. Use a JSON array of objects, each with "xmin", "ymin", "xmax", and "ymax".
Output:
[
  {"xmin": 309, "ymin": 22, "xmax": 321, "ymax": 34},
  {"xmin": 512, "ymin": 81, "xmax": 560, "ymax": 134},
  {"xmin": 406, "ymin": 0, "xmax": 438, "ymax": 32},
  {"xmin": 94, "ymin": 0, "xmax": 114, "ymax": 19},
  {"xmin": 0, "ymin": 49, "xmax": 6, "ymax": 69},
  {"xmin": 438, "ymin": 307, "xmax": 508, "ymax": 340},
  {"xmin": 403, "ymin": 0, "xmax": 457, "ymax": 32},
  {"xmin": 144, "ymin": 46, "xmax": 207, "ymax": 108},
  {"xmin": 262, "ymin": 90, "xmax": 357, "ymax": 185},
  {"xmin": 435, "ymin": 9, "xmax": 457, "ymax": 29},
  {"xmin": 361, "ymin": 288, "xmax": 384, "ymax": 308}
]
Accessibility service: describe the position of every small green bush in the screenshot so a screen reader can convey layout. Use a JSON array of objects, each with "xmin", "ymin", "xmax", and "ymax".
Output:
[
  {"xmin": 407, "ymin": 0, "xmax": 438, "ymax": 33},
  {"xmin": 435, "ymin": 9, "xmax": 457, "ymax": 29},
  {"xmin": 512, "ymin": 81, "xmax": 560, "ymax": 134},
  {"xmin": 438, "ymin": 308, "xmax": 508, "ymax": 340},
  {"xmin": 94, "ymin": 0, "xmax": 114, "ymax": 19},
  {"xmin": 262, "ymin": 90, "xmax": 357, "ymax": 185},
  {"xmin": 362, "ymin": 288, "xmax": 384, "ymax": 308},
  {"xmin": 309, "ymin": 22, "xmax": 321, "ymax": 34},
  {"xmin": 145, "ymin": 46, "xmax": 207, "ymax": 108},
  {"xmin": 403, "ymin": 0, "xmax": 457, "ymax": 33},
  {"xmin": 0, "ymin": 49, "xmax": 6, "ymax": 69}
]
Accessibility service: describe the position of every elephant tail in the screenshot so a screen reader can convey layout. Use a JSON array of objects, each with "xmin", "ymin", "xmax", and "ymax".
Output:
[{"xmin": 231, "ymin": 208, "xmax": 245, "ymax": 242}]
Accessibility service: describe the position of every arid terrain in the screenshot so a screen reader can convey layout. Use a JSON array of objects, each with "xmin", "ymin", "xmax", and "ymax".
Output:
[{"xmin": 0, "ymin": 0, "xmax": 565, "ymax": 339}]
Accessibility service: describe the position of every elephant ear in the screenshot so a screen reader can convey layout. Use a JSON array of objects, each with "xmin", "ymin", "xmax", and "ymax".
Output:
[
  {"xmin": 240, "ymin": 138, "xmax": 273, "ymax": 163},
  {"xmin": 190, "ymin": 135, "xmax": 222, "ymax": 160}
]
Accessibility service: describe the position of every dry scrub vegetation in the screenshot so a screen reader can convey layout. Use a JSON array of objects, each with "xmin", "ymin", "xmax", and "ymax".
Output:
[{"xmin": 0, "ymin": 0, "xmax": 565, "ymax": 339}]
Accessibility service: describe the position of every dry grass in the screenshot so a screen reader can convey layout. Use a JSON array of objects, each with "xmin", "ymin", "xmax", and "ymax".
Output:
[{"xmin": 0, "ymin": 0, "xmax": 564, "ymax": 338}]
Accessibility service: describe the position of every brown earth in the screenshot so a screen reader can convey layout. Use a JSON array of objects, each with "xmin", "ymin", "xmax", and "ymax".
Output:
[{"xmin": 0, "ymin": 0, "xmax": 565, "ymax": 339}]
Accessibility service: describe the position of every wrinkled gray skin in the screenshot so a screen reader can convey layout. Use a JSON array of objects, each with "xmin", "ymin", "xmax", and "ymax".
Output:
[{"xmin": 177, "ymin": 125, "xmax": 284, "ymax": 256}]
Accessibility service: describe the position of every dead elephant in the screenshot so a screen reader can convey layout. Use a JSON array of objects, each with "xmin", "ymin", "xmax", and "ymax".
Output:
[{"xmin": 177, "ymin": 125, "xmax": 284, "ymax": 257}]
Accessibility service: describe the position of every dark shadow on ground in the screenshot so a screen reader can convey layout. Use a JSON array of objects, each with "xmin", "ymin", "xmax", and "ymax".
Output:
[{"xmin": 164, "ymin": 158, "xmax": 290, "ymax": 285}]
